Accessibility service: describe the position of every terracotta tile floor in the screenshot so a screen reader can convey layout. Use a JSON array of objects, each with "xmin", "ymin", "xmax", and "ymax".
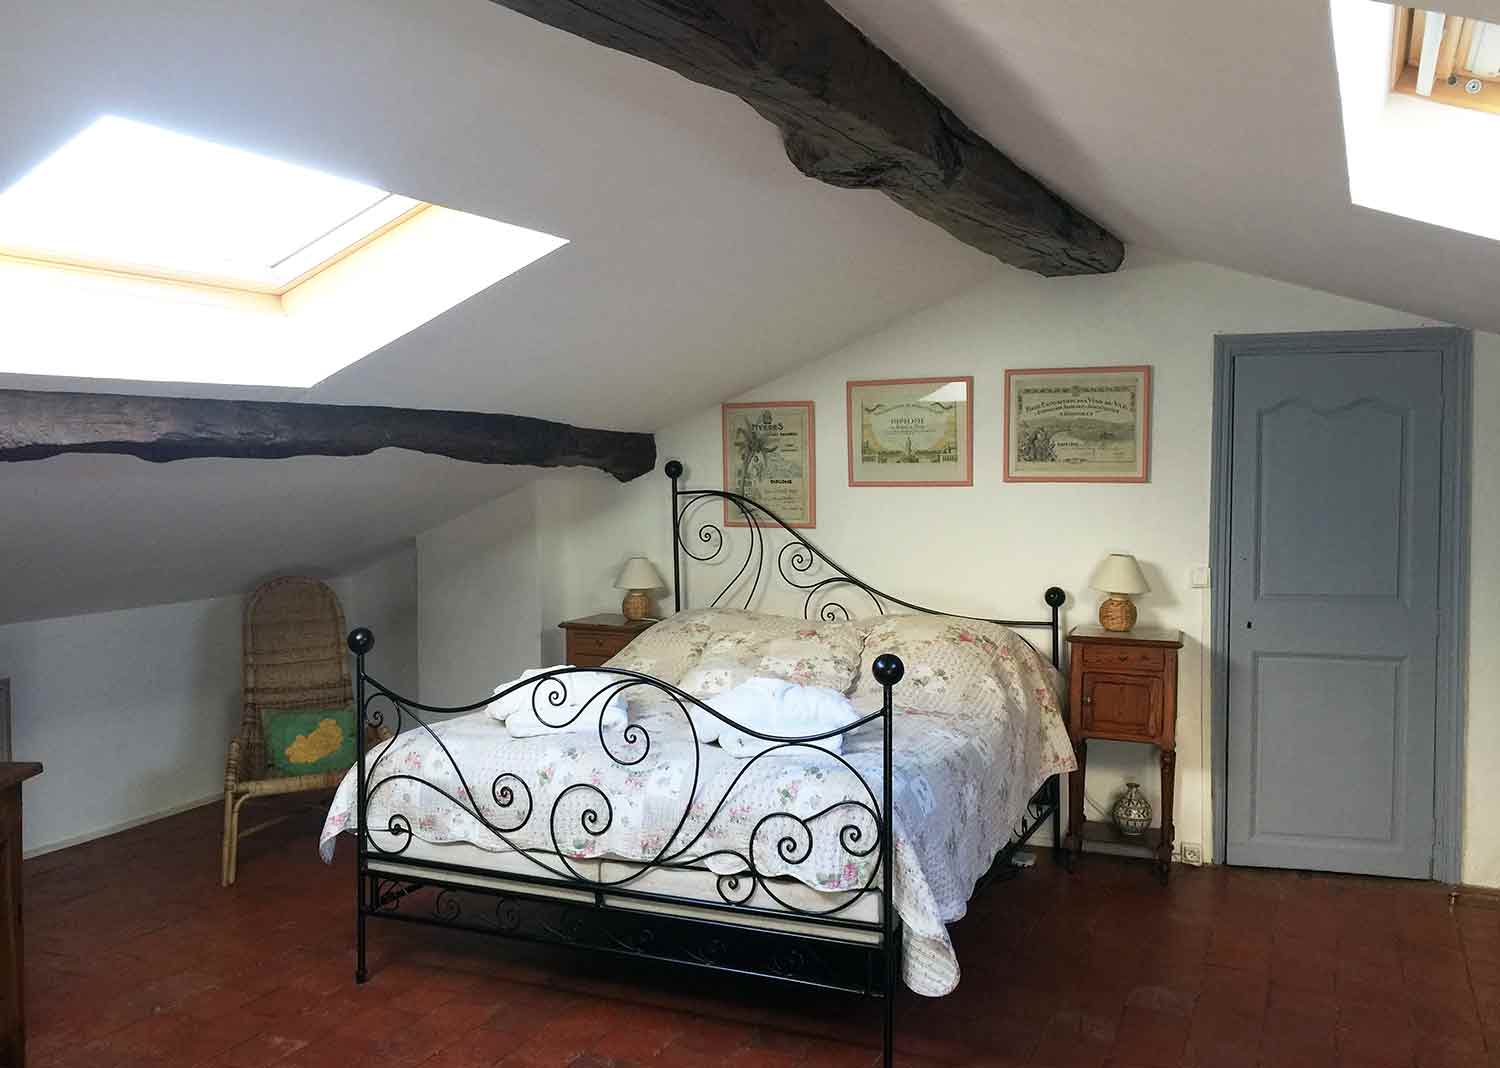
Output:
[{"xmin": 23, "ymin": 795, "xmax": 1500, "ymax": 1067}]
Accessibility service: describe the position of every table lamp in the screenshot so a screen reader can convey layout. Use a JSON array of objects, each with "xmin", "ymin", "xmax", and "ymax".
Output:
[
  {"xmin": 615, "ymin": 556, "xmax": 665, "ymax": 622},
  {"xmin": 1089, "ymin": 553, "xmax": 1149, "ymax": 632}
]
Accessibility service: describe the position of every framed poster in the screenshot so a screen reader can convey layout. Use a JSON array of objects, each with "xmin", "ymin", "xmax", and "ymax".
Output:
[
  {"xmin": 721, "ymin": 401, "xmax": 815, "ymax": 527},
  {"xmin": 1004, "ymin": 365, "xmax": 1151, "ymax": 483},
  {"xmin": 846, "ymin": 376, "xmax": 973, "ymax": 487}
]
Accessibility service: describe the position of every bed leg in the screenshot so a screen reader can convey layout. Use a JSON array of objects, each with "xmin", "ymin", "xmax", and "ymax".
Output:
[
  {"xmin": 356, "ymin": 876, "xmax": 368, "ymax": 984},
  {"xmin": 1051, "ymin": 775, "xmax": 1063, "ymax": 866},
  {"xmin": 883, "ymin": 991, "xmax": 894, "ymax": 1068}
]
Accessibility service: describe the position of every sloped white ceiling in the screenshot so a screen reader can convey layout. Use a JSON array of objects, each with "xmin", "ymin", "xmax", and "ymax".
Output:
[
  {"xmin": 830, "ymin": 0, "xmax": 1500, "ymax": 334},
  {"xmin": 0, "ymin": 0, "xmax": 996, "ymax": 624}
]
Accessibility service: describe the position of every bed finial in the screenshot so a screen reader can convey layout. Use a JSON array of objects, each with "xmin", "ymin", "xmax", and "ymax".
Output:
[
  {"xmin": 347, "ymin": 628, "xmax": 374, "ymax": 655},
  {"xmin": 1044, "ymin": 587, "xmax": 1066, "ymax": 608},
  {"xmin": 664, "ymin": 459, "xmax": 684, "ymax": 479},
  {"xmin": 871, "ymin": 653, "xmax": 905, "ymax": 688}
]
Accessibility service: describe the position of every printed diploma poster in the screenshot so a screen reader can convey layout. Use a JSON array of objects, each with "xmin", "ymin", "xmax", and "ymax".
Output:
[
  {"xmin": 847, "ymin": 377, "xmax": 972, "ymax": 487},
  {"xmin": 1004, "ymin": 366, "xmax": 1151, "ymax": 482},
  {"xmin": 721, "ymin": 401, "xmax": 815, "ymax": 527}
]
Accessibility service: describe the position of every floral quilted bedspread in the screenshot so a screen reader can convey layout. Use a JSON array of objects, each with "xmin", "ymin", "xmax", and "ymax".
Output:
[{"xmin": 319, "ymin": 626, "xmax": 1073, "ymax": 997}]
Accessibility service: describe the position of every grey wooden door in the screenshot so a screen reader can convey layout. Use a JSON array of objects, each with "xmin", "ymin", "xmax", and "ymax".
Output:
[{"xmin": 1225, "ymin": 342, "xmax": 1445, "ymax": 877}]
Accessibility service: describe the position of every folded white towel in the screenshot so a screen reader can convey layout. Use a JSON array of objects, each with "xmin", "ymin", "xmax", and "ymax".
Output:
[
  {"xmin": 709, "ymin": 677, "xmax": 859, "ymax": 759},
  {"xmin": 490, "ymin": 667, "xmax": 630, "ymax": 738},
  {"xmin": 505, "ymin": 697, "xmax": 628, "ymax": 738}
]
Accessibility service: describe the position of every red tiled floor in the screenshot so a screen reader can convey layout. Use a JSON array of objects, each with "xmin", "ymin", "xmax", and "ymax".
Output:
[{"xmin": 22, "ymin": 795, "xmax": 1500, "ymax": 1067}]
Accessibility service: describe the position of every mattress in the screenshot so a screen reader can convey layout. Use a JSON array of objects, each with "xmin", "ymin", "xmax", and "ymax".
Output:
[{"xmin": 366, "ymin": 837, "xmax": 882, "ymax": 944}]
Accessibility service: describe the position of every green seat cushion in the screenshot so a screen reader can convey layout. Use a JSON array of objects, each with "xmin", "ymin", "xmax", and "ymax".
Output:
[{"xmin": 260, "ymin": 706, "xmax": 356, "ymax": 776}]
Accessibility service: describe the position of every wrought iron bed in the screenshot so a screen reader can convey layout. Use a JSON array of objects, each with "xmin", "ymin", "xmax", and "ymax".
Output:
[{"xmin": 345, "ymin": 460, "xmax": 1067, "ymax": 1067}]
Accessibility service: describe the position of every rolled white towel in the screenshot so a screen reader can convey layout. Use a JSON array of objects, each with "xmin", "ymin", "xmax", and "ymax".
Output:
[
  {"xmin": 710, "ymin": 677, "xmax": 859, "ymax": 759},
  {"xmin": 489, "ymin": 667, "xmax": 629, "ymax": 723}
]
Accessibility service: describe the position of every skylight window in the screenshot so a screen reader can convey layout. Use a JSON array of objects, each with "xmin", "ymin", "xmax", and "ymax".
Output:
[
  {"xmin": 1331, "ymin": 0, "xmax": 1500, "ymax": 243},
  {"xmin": 0, "ymin": 116, "xmax": 567, "ymax": 386},
  {"xmin": 0, "ymin": 116, "xmax": 422, "ymax": 292},
  {"xmin": 1389, "ymin": 7, "xmax": 1500, "ymax": 116}
]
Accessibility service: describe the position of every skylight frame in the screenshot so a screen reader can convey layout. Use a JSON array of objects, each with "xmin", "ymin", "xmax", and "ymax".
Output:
[
  {"xmin": 0, "ymin": 115, "xmax": 569, "ymax": 388},
  {"xmin": 1331, "ymin": 0, "xmax": 1500, "ymax": 245},
  {"xmin": 1387, "ymin": 6, "xmax": 1500, "ymax": 117},
  {"xmin": 0, "ymin": 115, "xmax": 430, "ymax": 295}
]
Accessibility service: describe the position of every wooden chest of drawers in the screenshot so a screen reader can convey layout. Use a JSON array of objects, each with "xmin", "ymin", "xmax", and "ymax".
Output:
[{"xmin": 558, "ymin": 614, "xmax": 655, "ymax": 668}]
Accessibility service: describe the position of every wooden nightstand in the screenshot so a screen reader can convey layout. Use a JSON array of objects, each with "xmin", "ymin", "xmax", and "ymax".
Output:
[
  {"xmin": 559, "ymin": 614, "xmax": 655, "ymax": 667},
  {"xmin": 1063, "ymin": 625, "xmax": 1183, "ymax": 883}
]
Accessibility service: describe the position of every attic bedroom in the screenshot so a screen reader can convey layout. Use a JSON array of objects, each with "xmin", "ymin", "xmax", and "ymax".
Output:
[{"xmin": 3, "ymin": 1, "xmax": 1497, "ymax": 1066}]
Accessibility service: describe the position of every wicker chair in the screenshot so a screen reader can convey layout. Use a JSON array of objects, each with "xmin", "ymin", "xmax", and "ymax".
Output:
[{"xmin": 221, "ymin": 577, "xmax": 353, "ymax": 887}]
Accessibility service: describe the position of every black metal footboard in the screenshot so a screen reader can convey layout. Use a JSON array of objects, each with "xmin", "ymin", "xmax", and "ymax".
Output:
[{"xmin": 349, "ymin": 632, "xmax": 909, "ymax": 1061}]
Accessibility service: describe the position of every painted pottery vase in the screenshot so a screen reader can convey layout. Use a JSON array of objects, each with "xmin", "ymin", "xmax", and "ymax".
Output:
[{"xmin": 1112, "ymin": 782, "xmax": 1152, "ymax": 837}]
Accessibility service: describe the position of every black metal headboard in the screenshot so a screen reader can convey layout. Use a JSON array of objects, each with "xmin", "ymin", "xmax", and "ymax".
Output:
[{"xmin": 664, "ymin": 461, "xmax": 1066, "ymax": 668}]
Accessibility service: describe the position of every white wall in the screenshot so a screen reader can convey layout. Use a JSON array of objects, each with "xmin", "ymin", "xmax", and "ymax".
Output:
[
  {"xmin": 416, "ymin": 484, "xmax": 544, "ymax": 706},
  {"xmin": 2, "ymin": 595, "xmax": 243, "ymax": 854},
  {"xmin": 5, "ymin": 543, "xmax": 419, "ymax": 855},
  {"xmin": 520, "ymin": 251, "xmax": 1499, "ymax": 885},
  {"xmin": 343, "ymin": 544, "xmax": 420, "ymax": 700}
]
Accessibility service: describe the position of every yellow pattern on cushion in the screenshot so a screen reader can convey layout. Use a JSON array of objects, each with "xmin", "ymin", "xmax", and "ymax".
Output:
[{"xmin": 285, "ymin": 717, "xmax": 344, "ymax": 766}]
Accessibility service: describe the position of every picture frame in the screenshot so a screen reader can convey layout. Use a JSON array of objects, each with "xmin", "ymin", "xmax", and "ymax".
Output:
[
  {"xmin": 1004, "ymin": 365, "xmax": 1152, "ymax": 483},
  {"xmin": 721, "ymin": 400, "xmax": 816, "ymax": 527},
  {"xmin": 846, "ymin": 376, "xmax": 973, "ymax": 487}
]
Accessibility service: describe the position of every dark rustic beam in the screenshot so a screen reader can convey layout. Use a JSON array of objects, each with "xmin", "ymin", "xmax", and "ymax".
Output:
[
  {"xmin": 0, "ymin": 389, "xmax": 656, "ymax": 482},
  {"xmin": 486, "ymin": 0, "xmax": 1123, "ymax": 276}
]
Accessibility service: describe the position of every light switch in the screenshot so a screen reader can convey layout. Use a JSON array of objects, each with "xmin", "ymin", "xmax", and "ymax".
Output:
[{"xmin": 1190, "ymin": 565, "xmax": 1211, "ymax": 588}]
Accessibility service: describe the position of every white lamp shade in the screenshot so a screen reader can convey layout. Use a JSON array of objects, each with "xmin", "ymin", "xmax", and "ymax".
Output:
[
  {"xmin": 1090, "ymin": 553, "xmax": 1150, "ymax": 595},
  {"xmin": 614, "ymin": 556, "xmax": 664, "ymax": 591}
]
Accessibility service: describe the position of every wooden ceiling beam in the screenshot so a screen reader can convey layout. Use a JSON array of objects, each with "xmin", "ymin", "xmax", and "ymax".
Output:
[
  {"xmin": 0, "ymin": 389, "xmax": 657, "ymax": 482},
  {"xmin": 486, "ymin": 0, "xmax": 1124, "ymax": 276}
]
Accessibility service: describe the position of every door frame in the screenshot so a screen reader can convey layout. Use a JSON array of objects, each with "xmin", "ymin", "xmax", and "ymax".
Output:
[{"xmin": 1210, "ymin": 328, "xmax": 1472, "ymax": 882}]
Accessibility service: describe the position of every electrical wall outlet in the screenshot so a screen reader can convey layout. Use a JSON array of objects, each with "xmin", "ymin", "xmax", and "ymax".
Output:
[{"xmin": 1177, "ymin": 842, "xmax": 1203, "ymax": 866}]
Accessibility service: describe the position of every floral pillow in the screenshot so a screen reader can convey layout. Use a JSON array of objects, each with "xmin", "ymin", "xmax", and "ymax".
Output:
[
  {"xmin": 851, "ymin": 613, "xmax": 1074, "ymax": 776},
  {"xmin": 852, "ymin": 615, "xmax": 1059, "ymax": 714},
  {"xmin": 688, "ymin": 620, "xmax": 865, "ymax": 694},
  {"xmin": 601, "ymin": 606, "xmax": 724, "ymax": 685}
]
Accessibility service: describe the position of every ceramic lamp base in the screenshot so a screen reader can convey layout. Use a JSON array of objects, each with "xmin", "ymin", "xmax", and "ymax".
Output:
[
  {"xmin": 1098, "ymin": 594, "xmax": 1137, "ymax": 632},
  {"xmin": 620, "ymin": 589, "xmax": 651, "ymax": 622}
]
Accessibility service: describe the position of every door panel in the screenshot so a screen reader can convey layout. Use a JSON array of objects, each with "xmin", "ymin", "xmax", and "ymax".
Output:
[
  {"xmin": 1249, "ymin": 653, "xmax": 1404, "ymax": 842},
  {"xmin": 1255, "ymin": 401, "xmax": 1406, "ymax": 600},
  {"xmin": 1226, "ymin": 347, "xmax": 1441, "ymax": 878}
]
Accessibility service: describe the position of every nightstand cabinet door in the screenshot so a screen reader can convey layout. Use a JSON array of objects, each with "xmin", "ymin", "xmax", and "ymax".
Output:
[{"xmin": 1080, "ymin": 672, "xmax": 1163, "ymax": 740}]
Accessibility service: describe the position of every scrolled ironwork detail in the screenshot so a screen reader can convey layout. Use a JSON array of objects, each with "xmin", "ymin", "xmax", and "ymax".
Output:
[{"xmin": 671, "ymin": 482, "xmax": 1061, "ymax": 662}]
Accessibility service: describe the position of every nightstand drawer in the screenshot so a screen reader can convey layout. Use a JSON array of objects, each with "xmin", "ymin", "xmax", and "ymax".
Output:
[
  {"xmin": 1079, "ymin": 644, "xmax": 1165, "ymax": 673},
  {"xmin": 560, "ymin": 615, "xmax": 655, "ymax": 669},
  {"xmin": 568, "ymin": 632, "xmax": 633, "ymax": 662},
  {"xmin": 1080, "ymin": 672, "xmax": 1163, "ymax": 739}
]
